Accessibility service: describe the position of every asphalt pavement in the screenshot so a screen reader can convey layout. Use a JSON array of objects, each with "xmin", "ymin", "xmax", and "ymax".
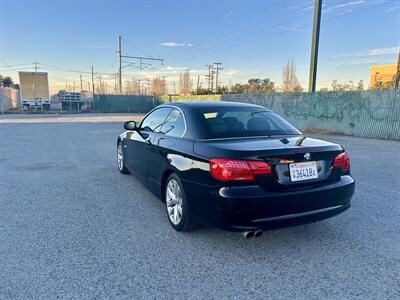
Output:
[{"xmin": 0, "ymin": 114, "xmax": 399, "ymax": 299}]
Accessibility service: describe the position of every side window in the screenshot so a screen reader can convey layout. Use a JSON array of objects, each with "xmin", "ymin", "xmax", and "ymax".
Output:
[
  {"xmin": 140, "ymin": 108, "xmax": 171, "ymax": 133},
  {"xmin": 159, "ymin": 109, "xmax": 185, "ymax": 137}
]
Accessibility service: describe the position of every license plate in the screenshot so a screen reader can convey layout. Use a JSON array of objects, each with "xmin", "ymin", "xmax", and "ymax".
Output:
[{"xmin": 289, "ymin": 161, "xmax": 318, "ymax": 182}]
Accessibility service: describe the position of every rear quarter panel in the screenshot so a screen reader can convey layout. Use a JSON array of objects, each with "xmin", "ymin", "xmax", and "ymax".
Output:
[{"xmin": 148, "ymin": 136, "xmax": 213, "ymax": 198}]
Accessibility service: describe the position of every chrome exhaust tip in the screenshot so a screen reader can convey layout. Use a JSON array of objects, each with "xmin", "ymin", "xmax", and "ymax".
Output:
[
  {"xmin": 254, "ymin": 229, "xmax": 263, "ymax": 238},
  {"xmin": 241, "ymin": 231, "xmax": 255, "ymax": 238}
]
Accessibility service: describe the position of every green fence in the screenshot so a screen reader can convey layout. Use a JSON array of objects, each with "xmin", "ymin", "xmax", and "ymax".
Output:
[
  {"xmin": 93, "ymin": 91, "xmax": 399, "ymax": 140},
  {"xmin": 94, "ymin": 94, "xmax": 221, "ymax": 112},
  {"xmin": 94, "ymin": 95, "xmax": 156, "ymax": 113},
  {"xmin": 223, "ymin": 90, "xmax": 400, "ymax": 140}
]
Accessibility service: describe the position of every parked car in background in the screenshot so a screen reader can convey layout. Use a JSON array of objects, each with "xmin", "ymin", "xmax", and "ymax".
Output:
[{"xmin": 117, "ymin": 102, "xmax": 355, "ymax": 237}]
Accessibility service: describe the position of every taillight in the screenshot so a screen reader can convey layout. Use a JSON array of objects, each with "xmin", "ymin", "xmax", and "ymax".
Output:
[
  {"xmin": 209, "ymin": 158, "xmax": 272, "ymax": 181},
  {"xmin": 333, "ymin": 152, "xmax": 350, "ymax": 172}
]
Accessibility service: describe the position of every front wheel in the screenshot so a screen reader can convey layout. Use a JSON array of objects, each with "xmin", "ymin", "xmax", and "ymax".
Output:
[
  {"xmin": 117, "ymin": 141, "xmax": 129, "ymax": 174},
  {"xmin": 165, "ymin": 173, "xmax": 197, "ymax": 231}
]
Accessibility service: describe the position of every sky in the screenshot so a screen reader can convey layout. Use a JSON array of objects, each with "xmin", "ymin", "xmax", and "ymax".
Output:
[{"xmin": 0, "ymin": 0, "xmax": 399, "ymax": 94}]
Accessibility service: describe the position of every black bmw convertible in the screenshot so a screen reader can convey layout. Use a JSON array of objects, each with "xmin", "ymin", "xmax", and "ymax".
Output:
[{"xmin": 117, "ymin": 102, "xmax": 355, "ymax": 236}]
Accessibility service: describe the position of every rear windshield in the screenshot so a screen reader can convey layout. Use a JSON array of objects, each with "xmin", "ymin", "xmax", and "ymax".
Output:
[{"xmin": 197, "ymin": 107, "xmax": 301, "ymax": 139}]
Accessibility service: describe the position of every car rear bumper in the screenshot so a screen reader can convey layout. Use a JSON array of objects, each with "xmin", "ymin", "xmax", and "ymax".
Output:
[{"xmin": 182, "ymin": 175, "xmax": 355, "ymax": 231}]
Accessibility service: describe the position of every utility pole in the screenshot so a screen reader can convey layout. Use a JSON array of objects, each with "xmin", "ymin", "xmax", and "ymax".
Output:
[
  {"xmin": 308, "ymin": 0, "xmax": 322, "ymax": 93},
  {"xmin": 69, "ymin": 83, "xmax": 72, "ymax": 112},
  {"xmin": 145, "ymin": 78, "xmax": 151, "ymax": 95},
  {"xmin": 196, "ymin": 75, "xmax": 200, "ymax": 94},
  {"xmin": 395, "ymin": 48, "xmax": 400, "ymax": 90},
  {"xmin": 162, "ymin": 75, "xmax": 167, "ymax": 95},
  {"xmin": 114, "ymin": 74, "xmax": 117, "ymax": 94},
  {"xmin": 33, "ymin": 61, "xmax": 38, "ymax": 103},
  {"xmin": 118, "ymin": 35, "xmax": 123, "ymax": 94},
  {"xmin": 210, "ymin": 70, "xmax": 215, "ymax": 94},
  {"xmin": 173, "ymin": 82, "xmax": 176, "ymax": 94},
  {"xmin": 80, "ymin": 74, "xmax": 83, "ymax": 92},
  {"xmin": 214, "ymin": 63, "xmax": 223, "ymax": 94},
  {"xmin": 206, "ymin": 65, "xmax": 213, "ymax": 92},
  {"xmin": 91, "ymin": 66, "xmax": 95, "ymax": 110}
]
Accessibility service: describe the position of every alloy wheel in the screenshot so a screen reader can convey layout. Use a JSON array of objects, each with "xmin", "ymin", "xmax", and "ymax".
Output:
[
  {"xmin": 117, "ymin": 142, "xmax": 124, "ymax": 171},
  {"xmin": 166, "ymin": 179, "xmax": 183, "ymax": 225}
]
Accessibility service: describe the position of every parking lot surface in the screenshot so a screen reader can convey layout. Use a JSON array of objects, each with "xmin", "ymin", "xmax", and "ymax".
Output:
[{"xmin": 0, "ymin": 114, "xmax": 399, "ymax": 299}]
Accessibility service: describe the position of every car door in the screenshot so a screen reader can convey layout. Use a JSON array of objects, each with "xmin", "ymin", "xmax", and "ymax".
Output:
[
  {"xmin": 147, "ymin": 108, "xmax": 186, "ymax": 186},
  {"xmin": 125, "ymin": 107, "xmax": 171, "ymax": 179}
]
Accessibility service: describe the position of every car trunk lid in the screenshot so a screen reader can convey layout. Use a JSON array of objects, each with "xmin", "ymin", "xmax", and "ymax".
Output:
[{"xmin": 194, "ymin": 135, "xmax": 344, "ymax": 191}]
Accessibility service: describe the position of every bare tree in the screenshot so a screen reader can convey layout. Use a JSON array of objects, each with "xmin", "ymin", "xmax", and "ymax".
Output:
[
  {"xmin": 357, "ymin": 80, "xmax": 364, "ymax": 91},
  {"xmin": 151, "ymin": 76, "xmax": 167, "ymax": 96},
  {"xmin": 331, "ymin": 80, "xmax": 362, "ymax": 91},
  {"xmin": 124, "ymin": 79, "xmax": 142, "ymax": 95},
  {"xmin": 125, "ymin": 80, "xmax": 133, "ymax": 95},
  {"xmin": 282, "ymin": 60, "xmax": 303, "ymax": 93},
  {"xmin": 179, "ymin": 70, "xmax": 192, "ymax": 95},
  {"xmin": 132, "ymin": 80, "xmax": 141, "ymax": 94}
]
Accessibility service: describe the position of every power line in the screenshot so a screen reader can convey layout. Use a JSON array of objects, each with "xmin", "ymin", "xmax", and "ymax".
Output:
[
  {"xmin": 121, "ymin": 37, "xmax": 153, "ymax": 58},
  {"xmin": 117, "ymin": 35, "xmax": 164, "ymax": 94},
  {"xmin": 166, "ymin": 5, "xmax": 317, "ymax": 64},
  {"xmin": 160, "ymin": 1, "xmax": 285, "ymax": 59},
  {"xmin": 38, "ymin": 63, "xmax": 94, "ymax": 75},
  {"xmin": 0, "ymin": 61, "xmax": 32, "ymax": 69},
  {"xmin": 170, "ymin": 1, "xmax": 394, "ymax": 64},
  {"xmin": 36, "ymin": 63, "xmax": 115, "ymax": 76},
  {"xmin": 164, "ymin": 2, "xmax": 312, "ymax": 61},
  {"xmin": 158, "ymin": 0, "xmax": 240, "ymax": 57},
  {"xmin": 169, "ymin": 0, "xmax": 388, "ymax": 65},
  {"xmin": 0, "ymin": 58, "xmax": 18, "ymax": 71}
]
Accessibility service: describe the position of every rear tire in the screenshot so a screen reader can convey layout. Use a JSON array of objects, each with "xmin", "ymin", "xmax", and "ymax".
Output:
[
  {"xmin": 117, "ymin": 140, "xmax": 129, "ymax": 174},
  {"xmin": 165, "ymin": 173, "xmax": 197, "ymax": 232}
]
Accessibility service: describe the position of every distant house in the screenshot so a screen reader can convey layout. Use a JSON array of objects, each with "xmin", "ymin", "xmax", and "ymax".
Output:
[{"xmin": 369, "ymin": 64, "xmax": 396, "ymax": 88}]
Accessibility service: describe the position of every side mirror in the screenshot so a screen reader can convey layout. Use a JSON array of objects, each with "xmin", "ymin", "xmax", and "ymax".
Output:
[{"xmin": 124, "ymin": 121, "xmax": 137, "ymax": 131}]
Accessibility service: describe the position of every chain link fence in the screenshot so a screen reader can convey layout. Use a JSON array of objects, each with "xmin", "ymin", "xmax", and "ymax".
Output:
[
  {"xmin": 223, "ymin": 90, "xmax": 400, "ymax": 140},
  {"xmin": 92, "ymin": 90, "xmax": 399, "ymax": 140}
]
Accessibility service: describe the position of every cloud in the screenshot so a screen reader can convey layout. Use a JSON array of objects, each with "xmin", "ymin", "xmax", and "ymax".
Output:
[
  {"xmin": 333, "ymin": 0, "xmax": 365, "ymax": 9},
  {"xmin": 223, "ymin": 69, "xmax": 240, "ymax": 77},
  {"xmin": 160, "ymin": 41, "xmax": 193, "ymax": 47},
  {"xmin": 386, "ymin": 6, "xmax": 399, "ymax": 13},
  {"xmin": 368, "ymin": 47, "xmax": 399, "ymax": 56},
  {"xmin": 334, "ymin": 47, "xmax": 399, "ymax": 58},
  {"xmin": 276, "ymin": 25, "xmax": 302, "ymax": 32},
  {"xmin": 223, "ymin": 9, "xmax": 233, "ymax": 22},
  {"xmin": 323, "ymin": 0, "xmax": 365, "ymax": 13},
  {"xmin": 348, "ymin": 58, "xmax": 396, "ymax": 65}
]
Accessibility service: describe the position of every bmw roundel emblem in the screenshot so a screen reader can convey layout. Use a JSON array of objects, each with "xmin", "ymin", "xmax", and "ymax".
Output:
[{"xmin": 304, "ymin": 152, "xmax": 311, "ymax": 160}]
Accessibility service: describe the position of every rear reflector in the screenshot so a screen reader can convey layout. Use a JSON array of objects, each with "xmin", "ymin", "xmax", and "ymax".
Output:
[
  {"xmin": 333, "ymin": 152, "xmax": 350, "ymax": 171},
  {"xmin": 209, "ymin": 158, "xmax": 272, "ymax": 181}
]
